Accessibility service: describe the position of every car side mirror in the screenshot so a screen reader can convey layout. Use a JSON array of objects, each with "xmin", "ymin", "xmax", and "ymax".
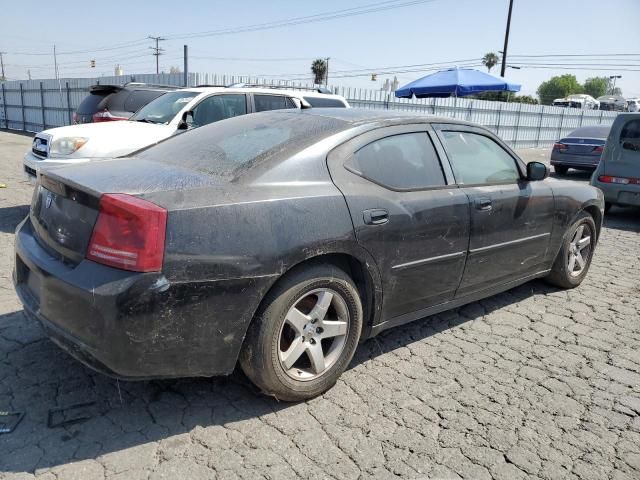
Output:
[
  {"xmin": 177, "ymin": 110, "xmax": 194, "ymax": 130},
  {"xmin": 527, "ymin": 161, "xmax": 549, "ymax": 181}
]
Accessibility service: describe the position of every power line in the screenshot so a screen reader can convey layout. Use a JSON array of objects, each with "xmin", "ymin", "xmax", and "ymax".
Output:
[{"xmin": 164, "ymin": 0, "xmax": 437, "ymax": 40}]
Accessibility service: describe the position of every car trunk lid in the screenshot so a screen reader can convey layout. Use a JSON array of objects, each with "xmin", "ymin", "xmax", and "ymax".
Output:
[
  {"xmin": 557, "ymin": 137, "xmax": 605, "ymax": 156},
  {"xmin": 30, "ymin": 158, "xmax": 221, "ymax": 265}
]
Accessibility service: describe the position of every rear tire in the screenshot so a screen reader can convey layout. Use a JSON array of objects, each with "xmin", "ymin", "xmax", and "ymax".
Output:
[
  {"xmin": 545, "ymin": 211, "xmax": 597, "ymax": 289},
  {"xmin": 554, "ymin": 165, "xmax": 569, "ymax": 175},
  {"xmin": 239, "ymin": 264, "xmax": 363, "ymax": 401}
]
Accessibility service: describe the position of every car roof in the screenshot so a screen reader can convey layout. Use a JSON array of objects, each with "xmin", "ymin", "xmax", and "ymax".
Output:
[
  {"xmin": 279, "ymin": 107, "xmax": 472, "ymax": 127},
  {"xmin": 180, "ymin": 86, "xmax": 346, "ymax": 100},
  {"xmin": 566, "ymin": 125, "xmax": 611, "ymax": 139}
]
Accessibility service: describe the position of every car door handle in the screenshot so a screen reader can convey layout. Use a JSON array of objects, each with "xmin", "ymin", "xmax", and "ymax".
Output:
[
  {"xmin": 363, "ymin": 208, "xmax": 389, "ymax": 225},
  {"xmin": 474, "ymin": 197, "xmax": 492, "ymax": 211}
]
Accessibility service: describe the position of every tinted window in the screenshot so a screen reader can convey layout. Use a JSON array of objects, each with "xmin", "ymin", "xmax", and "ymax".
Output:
[
  {"xmin": 123, "ymin": 90, "xmax": 166, "ymax": 113},
  {"xmin": 254, "ymin": 95, "xmax": 293, "ymax": 112},
  {"xmin": 191, "ymin": 94, "xmax": 247, "ymax": 127},
  {"xmin": 441, "ymin": 131, "xmax": 520, "ymax": 184},
  {"xmin": 303, "ymin": 96, "xmax": 347, "ymax": 108},
  {"xmin": 77, "ymin": 92, "xmax": 110, "ymax": 115},
  {"xmin": 348, "ymin": 133, "xmax": 446, "ymax": 190},
  {"xmin": 621, "ymin": 119, "xmax": 640, "ymax": 152},
  {"xmin": 137, "ymin": 112, "xmax": 348, "ymax": 178},
  {"xmin": 130, "ymin": 91, "xmax": 199, "ymax": 124}
]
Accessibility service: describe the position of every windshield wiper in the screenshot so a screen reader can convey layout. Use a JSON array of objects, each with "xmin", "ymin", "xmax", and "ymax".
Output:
[{"xmin": 135, "ymin": 118, "xmax": 159, "ymax": 124}]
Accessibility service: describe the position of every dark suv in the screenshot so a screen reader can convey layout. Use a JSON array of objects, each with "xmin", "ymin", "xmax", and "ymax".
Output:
[{"xmin": 73, "ymin": 83, "xmax": 180, "ymax": 124}]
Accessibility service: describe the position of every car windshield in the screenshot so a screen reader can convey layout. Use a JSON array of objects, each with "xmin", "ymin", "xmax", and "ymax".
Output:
[
  {"xmin": 135, "ymin": 111, "xmax": 349, "ymax": 178},
  {"xmin": 129, "ymin": 91, "xmax": 198, "ymax": 124}
]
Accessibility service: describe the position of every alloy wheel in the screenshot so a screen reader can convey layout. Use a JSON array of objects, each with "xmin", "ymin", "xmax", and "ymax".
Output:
[
  {"xmin": 278, "ymin": 288, "xmax": 349, "ymax": 381},
  {"xmin": 567, "ymin": 223, "xmax": 592, "ymax": 277}
]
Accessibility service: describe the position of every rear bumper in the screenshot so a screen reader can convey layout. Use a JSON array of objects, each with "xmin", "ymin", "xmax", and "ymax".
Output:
[
  {"xmin": 550, "ymin": 152, "xmax": 600, "ymax": 170},
  {"xmin": 13, "ymin": 218, "xmax": 271, "ymax": 379},
  {"xmin": 591, "ymin": 180, "xmax": 640, "ymax": 206}
]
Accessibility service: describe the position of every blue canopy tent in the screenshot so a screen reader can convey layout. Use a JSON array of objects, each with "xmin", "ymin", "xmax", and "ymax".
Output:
[{"xmin": 395, "ymin": 67, "xmax": 521, "ymax": 98}]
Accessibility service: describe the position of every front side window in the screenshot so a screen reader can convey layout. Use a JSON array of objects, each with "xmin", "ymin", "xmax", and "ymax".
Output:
[
  {"xmin": 348, "ymin": 132, "xmax": 446, "ymax": 190},
  {"xmin": 254, "ymin": 95, "xmax": 294, "ymax": 112},
  {"xmin": 191, "ymin": 94, "xmax": 247, "ymax": 127},
  {"xmin": 440, "ymin": 131, "xmax": 521, "ymax": 185},
  {"xmin": 129, "ymin": 91, "xmax": 198, "ymax": 124}
]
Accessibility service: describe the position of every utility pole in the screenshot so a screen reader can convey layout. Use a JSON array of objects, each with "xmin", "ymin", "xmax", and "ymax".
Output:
[
  {"xmin": 500, "ymin": 0, "xmax": 514, "ymax": 77},
  {"xmin": 183, "ymin": 45, "xmax": 188, "ymax": 87},
  {"xmin": 148, "ymin": 36, "xmax": 166, "ymax": 74},
  {"xmin": 0, "ymin": 52, "xmax": 5, "ymax": 81},
  {"xmin": 325, "ymin": 57, "xmax": 330, "ymax": 87}
]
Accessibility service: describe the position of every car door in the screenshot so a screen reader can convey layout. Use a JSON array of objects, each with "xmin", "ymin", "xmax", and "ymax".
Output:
[
  {"xmin": 189, "ymin": 94, "xmax": 249, "ymax": 128},
  {"xmin": 434, "ymin": 124, "xmax": 555, "ymax": 296},
  {"xmin": 328, "ymin": 124, "xmax": 470, "ymax": 321}
]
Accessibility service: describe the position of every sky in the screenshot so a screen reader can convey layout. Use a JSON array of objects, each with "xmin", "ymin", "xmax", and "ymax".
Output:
[{"xmin": 1, "ymin": 0, "xmax": 639, "ymax": 98}]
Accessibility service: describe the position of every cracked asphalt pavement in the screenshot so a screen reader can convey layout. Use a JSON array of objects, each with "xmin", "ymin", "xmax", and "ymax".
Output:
[{"xmin": 1, "ymin": 130, "xmax": 639, "ymax": 480}]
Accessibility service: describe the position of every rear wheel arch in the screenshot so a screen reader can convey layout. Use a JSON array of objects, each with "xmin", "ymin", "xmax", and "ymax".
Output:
[
  {"xmin": 242, "ymin": 250, "xmax": 382, "ymax": 351},
  {"xmin": 583, "ymin": 204, "xmax": 602, "ymax": 239}
]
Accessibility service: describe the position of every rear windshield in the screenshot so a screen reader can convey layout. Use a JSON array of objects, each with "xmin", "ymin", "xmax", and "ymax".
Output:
[
  {"xmin": 123, "ymin": 90, "xmax": 167, "ymax": 113},
  {"xmin": 567, "ymin": 125, "xmax": 611, "ymax": 139},
  {"xmin": 77, "ymin": 92, "xmax": 110, "ymax": 115},
  {"xmin": 135, "ymin": 111, "xmax": 348, "ymax": 178},
  {"xmin": 303, "ymin": 96, "xmax": 347, "ymax": 108}
]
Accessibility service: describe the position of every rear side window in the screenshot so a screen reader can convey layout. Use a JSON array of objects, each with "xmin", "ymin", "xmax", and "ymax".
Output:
[
  {"xmin": 441, "ymin": 131, "xmax": 520, "ymax": 185},
  {"xmin": 123, "ymin": 90, "xmax": 166, "ymax": 113},
  {"xmin": 303, "ymin": 96, "xmax": 347, "ymax": 108},
  {"xmin": 77, "ymin": 92, "xmax": 110, "ymax": 114},
  {"xmin": 347, "ymin": 133, "xmax": 446, "ymax": 190},
  {"xmin": 621, "ymin": 119, "xmax": 640, "ymax": 151},
  {"xmin": 254, "ymin": 95, "xmax": 294, "ymax": 112}
]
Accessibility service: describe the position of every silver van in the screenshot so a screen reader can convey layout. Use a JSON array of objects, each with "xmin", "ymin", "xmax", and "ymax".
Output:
[{"xmin": 591, "ymin": 113, "xmax": 640, "ymax": 212}]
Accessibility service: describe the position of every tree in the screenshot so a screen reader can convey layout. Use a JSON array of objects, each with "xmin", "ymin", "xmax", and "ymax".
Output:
[
  {"xmin": 311, "ymin": 59, "xmax": 327, "ymax": 85},
  {"xmin": 536, "ymin": 74, "xmax": 584, "ymax": 105},
  {"xmin": 583, "ymin": 77, "xmax": 608, "ymax": 99},
  {"xmin": 474, "ymin": 91, "xmax": 538, "ymax": 104},
  {"xmin": 169, "ymin": 66, "xmax": 182, "ymax": 74},
  {"xmin": 482, "ymin": 52, "xmax": 500, "ymax": 73}
]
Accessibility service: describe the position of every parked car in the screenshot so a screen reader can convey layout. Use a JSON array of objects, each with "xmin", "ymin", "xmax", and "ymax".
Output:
[
  {"xmin": 73, "ymin": 82, "xmax": 180, "ymax": 124},
  {"xmin": 550, "ymin": 125, "xmax": 611, "ymax": 174},
  {"xmin": 552, "ymin": 94, "xmax": 599, "ymax": 110},
  {"xmin": 627, "ymin": 98, "xmax": 639, "ymax": 113},
  {"xmin": 24, "ymin": 85, "xmax": 349, "ymax": 181},
  {"xmin": 591, "ymin": 113, "xmax": 640, "ymax": 212},
  {"xmin": 597, "ymin": 95, "xmax": 627, "ymax": 112},
  {"xmin": 14, "ymin": 109, "xmax": 603, "ymax": 400}
]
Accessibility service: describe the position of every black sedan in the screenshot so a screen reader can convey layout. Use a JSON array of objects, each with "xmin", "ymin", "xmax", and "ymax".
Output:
[
  {"xmin": 13, "ymin": 109, "xmax": 604, "ymax": 400},
  {"xmin": 550, "ymin": 125, "xmax": 611, "ymax": 175}
]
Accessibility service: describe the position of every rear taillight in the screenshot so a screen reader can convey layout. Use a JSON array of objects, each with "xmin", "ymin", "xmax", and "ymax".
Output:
[
  {"xmin": 598, "ymin": 175, "xmax": 640, "ymax": 185},
  {"xmin": 593, "ymin": 146, "xmax": 604, "ymax": 153},
  {"xmin": 92, "ymin": 109, "xmax": 128, "ymax": 122},
  {"xmin": 86, "ymin": 194, "xmax": 167, "ymax": 272},
  {"xmin": 553, "ymin": 143, "xmax": 567, "ymax": 151}
]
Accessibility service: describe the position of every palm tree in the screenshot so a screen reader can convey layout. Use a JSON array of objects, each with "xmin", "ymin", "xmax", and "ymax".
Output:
[
  {"xmin": 311, "ymin": 59, "xmax": 327, "ymax": 85},
  {"xmin": 482, "ymin": 52, "xmax": 500, "ymax": 73}
]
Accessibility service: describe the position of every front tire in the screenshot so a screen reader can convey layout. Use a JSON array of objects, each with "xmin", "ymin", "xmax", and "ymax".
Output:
[
  {"xmin": 545, "ymin": 211, "xmax": 597, "ymax": 289},
  {"xmin": 239, "ymin": 264, "xmax": 363, "ymax": 401},
  {"xmin": 554, "ymin": 165, "xmax": 569, "ymax": 175}
]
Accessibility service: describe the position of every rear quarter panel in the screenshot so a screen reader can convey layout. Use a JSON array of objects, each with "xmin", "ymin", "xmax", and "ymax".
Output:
[{"xmin": 545, "ymin": 179, "xmax": 604, "ymax": 264}]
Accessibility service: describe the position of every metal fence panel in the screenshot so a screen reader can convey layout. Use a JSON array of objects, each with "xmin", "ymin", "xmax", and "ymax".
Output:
[{"xmin": 0, "ymin": 72, "xmax": 619, "ymax": 148}]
